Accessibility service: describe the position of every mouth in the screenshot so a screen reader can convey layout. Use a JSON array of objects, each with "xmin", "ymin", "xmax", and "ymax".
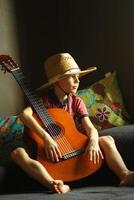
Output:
[
  {"xmin": 73, "ymin": 86, "xmax": 78, "ymax": 89},
  {"xmin": 72, "ymin": 86, "xmax": 78, "ymax": 91}
]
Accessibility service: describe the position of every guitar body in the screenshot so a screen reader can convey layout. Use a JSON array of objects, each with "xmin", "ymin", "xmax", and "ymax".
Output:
[{"xmin": 28, "ymin": 108, "xmax": 103, "ymax": 182}]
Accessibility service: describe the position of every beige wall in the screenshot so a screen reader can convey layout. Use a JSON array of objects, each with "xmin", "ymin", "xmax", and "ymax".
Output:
[{"xmin": 0, "ymin": 0, "xmax": 24, "ymax": 116}]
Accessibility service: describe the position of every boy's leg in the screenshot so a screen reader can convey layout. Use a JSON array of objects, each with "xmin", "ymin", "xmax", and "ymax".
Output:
[
  {"xmin": 99, "ymin": 135, "xmax": 134, "ymax": 186},
  {"xmin": 100, "ymin": 125, "xmax": 134, "ymax": 169},
  {"xmin": 11, "ymin": 147, "xmax": 70, "ymax": 193}
]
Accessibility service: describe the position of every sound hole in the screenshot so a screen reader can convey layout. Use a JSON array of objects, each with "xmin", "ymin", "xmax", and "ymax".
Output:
[{"xmin": 46, "ymin": 123, "xmax": 61, "ymax": 137}]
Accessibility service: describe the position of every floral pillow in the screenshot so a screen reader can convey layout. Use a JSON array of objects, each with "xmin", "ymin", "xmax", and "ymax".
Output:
[
  {"xmin": 77, "ymin": 72, "xmax": 130, "ymax": 131},
  {"xmin": 0, "ymin": 116, "xmax": 24, "ymax": 166}
]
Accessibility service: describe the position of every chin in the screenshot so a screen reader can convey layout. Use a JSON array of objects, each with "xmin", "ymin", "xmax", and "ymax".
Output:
[{"xmin": 71, "ymin": 90, "xmax": 77, "ymax": 94}]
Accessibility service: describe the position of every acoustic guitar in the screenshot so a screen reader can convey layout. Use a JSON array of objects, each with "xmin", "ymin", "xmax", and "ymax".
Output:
[{"xmin": 0, "ymin": 55, "xmax": 103, "ymax": 182}]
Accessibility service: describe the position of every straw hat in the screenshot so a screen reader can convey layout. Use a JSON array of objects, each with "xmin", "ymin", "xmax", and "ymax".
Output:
[{"xmin": 37, "ymin": 53, "xmax": 97, "ymax": 91}]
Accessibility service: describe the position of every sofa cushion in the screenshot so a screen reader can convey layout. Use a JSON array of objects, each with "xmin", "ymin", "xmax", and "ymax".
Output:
[
  {"xmin": 77, "ymin": 72, "xmax": 130, "ymax": 130},
  {"xmin": 0, "ymin": 116, "xmax": 24, "ymax": 165}
]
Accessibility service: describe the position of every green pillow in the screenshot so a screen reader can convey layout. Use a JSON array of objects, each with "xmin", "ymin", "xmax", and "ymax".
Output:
[{"xmin": 77, "ymin": 72, "xmax": 130, "ymax": 131}]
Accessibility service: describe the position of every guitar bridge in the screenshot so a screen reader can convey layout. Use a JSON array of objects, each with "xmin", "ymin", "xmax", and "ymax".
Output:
[{"xmin": 61, "ymin": 149, "xmax": 84, "ymax": 160}]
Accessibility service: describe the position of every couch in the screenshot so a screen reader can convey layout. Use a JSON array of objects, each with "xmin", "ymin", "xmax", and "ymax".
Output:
[{"xmin": 0, "ymin": 70, "xmax": 134, "ymax": 200}]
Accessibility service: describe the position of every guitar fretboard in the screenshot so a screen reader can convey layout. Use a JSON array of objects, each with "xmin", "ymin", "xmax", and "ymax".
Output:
[{"xmin": 12, "ymin": 68, "xmax": 60, "ymax": 135}]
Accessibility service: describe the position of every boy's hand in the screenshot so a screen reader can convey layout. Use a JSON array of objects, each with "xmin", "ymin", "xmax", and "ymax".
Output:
[
  {"xmin": 85, "ymin": 139, "xmax": 104, "ymax": 164},
  {"xmin": 44, "ymin": 134, "xmax": 62, "ymax": 162}
]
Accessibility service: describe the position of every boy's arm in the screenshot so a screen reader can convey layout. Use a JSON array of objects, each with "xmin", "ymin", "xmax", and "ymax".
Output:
[
  {"xmin": 81, "ymin": 116, "xmax": 99, "ymax": 140},
  {"xmin": 20, "ymin": 106, "xmax": 49, "ymax": 139},
  {"xmin": 81, "ymin": 116, "xmax": 104, "ymax": 163}
]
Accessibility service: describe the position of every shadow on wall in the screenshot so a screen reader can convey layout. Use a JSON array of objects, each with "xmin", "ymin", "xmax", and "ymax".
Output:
[{"xmin": 0, "ymin": 71, "xmax": 25, "ymax": 116}]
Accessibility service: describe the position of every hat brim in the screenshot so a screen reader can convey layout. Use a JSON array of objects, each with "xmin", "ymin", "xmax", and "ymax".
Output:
[{"xmin": 36, "ymin": 66, "xmax": 97, "ymax": 92}]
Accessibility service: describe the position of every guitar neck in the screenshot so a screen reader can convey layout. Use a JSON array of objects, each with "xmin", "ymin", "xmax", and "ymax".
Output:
[{"xmin": 11, "ymin": 68, "xmax": 55, "ymax": 130}]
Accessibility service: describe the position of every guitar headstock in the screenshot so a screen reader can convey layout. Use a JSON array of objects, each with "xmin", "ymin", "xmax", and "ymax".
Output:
[{"xmin": 0, "ymin": 55, "xmax": 19, "ymax": 73}]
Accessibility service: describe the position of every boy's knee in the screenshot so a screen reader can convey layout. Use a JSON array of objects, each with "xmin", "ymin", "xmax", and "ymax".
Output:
[
  {"xmin": 99, "ymin": 135, "xmax": 115, "ymax": 149},
  {"xmin": 11, "ymin": 148, "xmax": 26, "ymax": 161}
]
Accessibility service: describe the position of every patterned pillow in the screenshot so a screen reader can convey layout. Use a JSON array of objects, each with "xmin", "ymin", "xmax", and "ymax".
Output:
[
  {"xmin": 0, "ymin": 116, "xmax": 24, "ymax": 166},
  {"xmin": 77, "ymin": 72, "xmax": 130, "ymax": 131}
]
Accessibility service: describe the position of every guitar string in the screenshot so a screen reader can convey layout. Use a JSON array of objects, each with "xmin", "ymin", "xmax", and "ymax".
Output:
[
  {"xmin": 22, "ymin": 88, "xmax": 74, "ymax": 154},
  {"xmin": 14, "ymin": 74, "xmax": 76, "ymax": 156},
  {"xmin": 30, "ymin": 102, "xmax": 74, "ymax": 155},
  {"xmin": 17, "ymin": 77, "xmax": 74, "ymax": 154},
  {"xmin": 18, "ymin": 75, "xmax": 73, "ymax": 154},
  {"xmin": 33, "ymin": 106, "xmax": 74, "ymax": 155},
  {"xmin": 30, "ymin": 102, "xmax": 73, "ymax": 154},
  {"xmin": 13, "ymin": 70, "xmax": 75, "ymax": 155}
]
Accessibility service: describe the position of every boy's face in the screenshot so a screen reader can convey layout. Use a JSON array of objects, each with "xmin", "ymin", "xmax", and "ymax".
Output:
[{"xmin": 57, "ymin": 74, "xmax": 80, "ymax": 94}]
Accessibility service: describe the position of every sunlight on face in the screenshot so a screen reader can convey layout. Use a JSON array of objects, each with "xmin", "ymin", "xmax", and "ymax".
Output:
[{"xmin": 58, "ymin": 74, "xmax": 80, "ymax": 94}]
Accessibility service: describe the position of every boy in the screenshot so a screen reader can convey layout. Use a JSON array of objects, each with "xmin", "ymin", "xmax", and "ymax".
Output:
[{"xmin": 11, "ymin": 53, "xmax": 134, "ymax": 193}]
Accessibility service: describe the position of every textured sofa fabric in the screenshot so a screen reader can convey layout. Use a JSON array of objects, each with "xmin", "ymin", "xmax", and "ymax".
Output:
[
  {"xmin": 0, "ymin": 125, "xmax": 134, "ymax": 199},
  {"xmin": 0, "ymin": 187, "xmax": 134, "ymax": 200}
]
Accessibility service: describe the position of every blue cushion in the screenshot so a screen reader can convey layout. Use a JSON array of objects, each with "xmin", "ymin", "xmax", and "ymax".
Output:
[{"xmin": 0, "ymin": 116, "xmax": 24, "ymax": 165}]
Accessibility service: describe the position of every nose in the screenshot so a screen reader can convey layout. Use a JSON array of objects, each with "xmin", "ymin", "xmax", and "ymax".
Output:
[{"xmin": 74, "ymin": 75, "xmax": 79, "ymax": 83}]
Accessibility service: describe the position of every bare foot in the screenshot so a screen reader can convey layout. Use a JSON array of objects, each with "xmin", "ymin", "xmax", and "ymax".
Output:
[
  {"xmin": 120, "ymin": 172, "xmax": 134, "ymax": 186},
  {"xmin": 52, "ymin": 180, "xmax": 70, "ymax": 194}
]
